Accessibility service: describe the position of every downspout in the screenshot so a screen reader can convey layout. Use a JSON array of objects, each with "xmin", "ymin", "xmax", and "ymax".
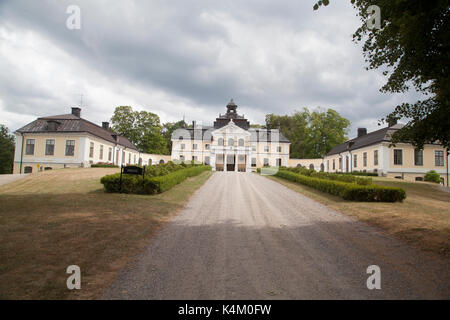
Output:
[
  {"xmin": 19, "ymin": 133, "xmax": 24, "ymax": 174},
  {"xmin": 447, "ymin": 148, "xmax": 449, "ymax": 187}
]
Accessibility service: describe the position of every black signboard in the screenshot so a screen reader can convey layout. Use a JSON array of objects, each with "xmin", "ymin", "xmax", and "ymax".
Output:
[
  {"xmin": 123, "ymin": 165, "xmax": 143, "ymax": 175},
  {"xmin": 119, "ymin": 165, "xmax": 146, "ymax": 193}
]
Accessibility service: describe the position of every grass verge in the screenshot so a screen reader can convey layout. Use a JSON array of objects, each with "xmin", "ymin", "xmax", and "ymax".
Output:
[
  {"xmin": 0, "ymin": 168, "xmax": 212, "ymax": 299},
  {"xmin": 266, "ymin": 175, "xmax": 450, "ymax": 258}
]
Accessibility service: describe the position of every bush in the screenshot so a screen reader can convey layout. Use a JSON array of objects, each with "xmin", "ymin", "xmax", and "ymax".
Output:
[
  {"xmin": 275, "ymin": 170, "xmax": 406, "ymax": 202},
  {"xmin": 101, "ymin": 165, "xmax": 211, "ymax": 194},
  {"xmin": 424, "ymin": 170, "xmax": 441, "ymax": 183},
  {"xmin": 91, "ymin": 162, "xmax": 119, "ymax": 168},
  {"xmin": 284, "ymin": 167, "xmax": 372, "ymax": 185},
  {"xmin": 347, "ymin": 171, "xmax": 378, "ymax": 176}
]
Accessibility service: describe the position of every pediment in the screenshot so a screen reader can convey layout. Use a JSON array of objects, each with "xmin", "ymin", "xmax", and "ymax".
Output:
[{"xmin": 212, "ymin": 120, "xmax": 251, "ymax": 137}]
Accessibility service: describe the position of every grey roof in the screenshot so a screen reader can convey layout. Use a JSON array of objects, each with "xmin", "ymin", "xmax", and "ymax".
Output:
[
  {"xmin": 326, "ymin": 124, "xmax": 404, "ymax": 156},
  {"xmin": 16, "ymin": 114, "xmax": 138, "ymax": 150}
]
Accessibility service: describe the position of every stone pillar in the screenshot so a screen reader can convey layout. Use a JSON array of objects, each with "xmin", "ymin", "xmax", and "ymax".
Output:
[{"xmin": 224, "ymin": 152, "xmax": 227, "ymax": 172}]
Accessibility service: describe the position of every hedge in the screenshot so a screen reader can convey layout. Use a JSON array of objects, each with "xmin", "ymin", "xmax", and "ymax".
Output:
[
  {"xmin": 424, "ymin": 170, "xmax": 441, "ymax": 183},
  {"xmin": 91, "ymin": 162, "xmax": 119, "ymax": 168},
  {"xmin": 285, "ymin": 167, "xmax": 372, "ymax": 185},
  {"xmin": 101, "ymin": 165, "xmax": 211, "ymax": 194},
  {"xmin": 275, "ymin": 170, "xmax": 406, "ymax": 202}
]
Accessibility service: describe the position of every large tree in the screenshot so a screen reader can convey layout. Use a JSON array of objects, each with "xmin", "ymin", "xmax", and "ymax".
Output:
[
  {"xmin": 0, "ymin": 124, "xmax": 15, "ymax": 174},
  {"xmin": 266, "ymin": 108, "xmax": 350, "ymax": 158},
  {"xmin": 315, "ymin": 0, "xmax": 450, "ymax": 148},
  {"xmin": 110, "ymin": 106, "xmax": 168, "ymax": 154}
]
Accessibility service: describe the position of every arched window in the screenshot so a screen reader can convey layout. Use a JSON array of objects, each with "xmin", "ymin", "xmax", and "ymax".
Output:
[
  {"xmin": 238, "ymin": 138, "xmax": 244, "ymax": 147},
  {"xmin": 149, "ymin": 159, "xmax": 152, "ymax": 166},
  {"xmin": 218, "ymin": 138, "xmax": 224, "ymax": 146},
  {"xmin": 159, "ymin": 159, "xmax": 164, "ymax": 164},
  {"xmin": 179, "ymin": 136, "xmax": 184, "ymax": 140},
  {"xmin": 228, "ymin": 138, "xmax": 234, "ymax": 146},
  {"xmin": 24, "ymin": 166, "xmax": 32, "ymax": 173},
  {"xmin": 320, "ymin": 163, "xmax": 325, "ymax": 172},
  {"xmin": 139, "ymin": 158, "xmax": 142, "ymax": 165},
  {"xmin": 180, "ymin": 155, "xmax": 185, "ymax": 161},
  {"xmin": 309, "ymin": 164, "xmax": 314, "ymax": 170},
  {"xmin": 296, "ymin": 164, "xmax": 302, "ymax": 167}
]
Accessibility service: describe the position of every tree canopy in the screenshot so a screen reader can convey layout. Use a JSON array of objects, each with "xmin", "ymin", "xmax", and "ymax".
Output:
[
  {"xmin": 110, "ymin": 106, "xmax": 168, "ymax": 154},
  {"xmin": 266, "ymin": 108, "xmax": 350, "ymax": 158},
  {"xmin": 0, "ymin": 124, "xmax": 15, "ymax": 174},
  {"xmin": 315, "ymin": 0, "xmax": 450, "ymax": 148}
]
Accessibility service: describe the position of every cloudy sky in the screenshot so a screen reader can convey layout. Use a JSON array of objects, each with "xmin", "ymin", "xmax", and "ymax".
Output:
[{"xmin": 0, "ymin": 0, "xmax": 420, "ymax": 137}]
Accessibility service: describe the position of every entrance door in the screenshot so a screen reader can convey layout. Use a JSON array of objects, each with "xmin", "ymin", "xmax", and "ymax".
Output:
[{"xmin": 226, "ymin": 154, "xmax": 235, "ymax": 171}]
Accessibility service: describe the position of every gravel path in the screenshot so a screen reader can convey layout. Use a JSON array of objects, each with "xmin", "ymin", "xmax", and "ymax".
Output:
[
  {"xmin": 103, "ymin": 172, "xmax": 450, "ymax": 299},
  {"xmin": 0, "ymin": 174, "xmax": 28, "ymax": 186}
]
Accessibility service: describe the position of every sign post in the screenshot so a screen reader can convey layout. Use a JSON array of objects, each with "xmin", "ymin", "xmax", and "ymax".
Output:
[{"xmin": 120, "ymin": 165, "xmax": 146, "ymax": 193}]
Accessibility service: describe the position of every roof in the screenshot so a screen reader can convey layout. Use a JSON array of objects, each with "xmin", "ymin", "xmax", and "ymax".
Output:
[
  {"xmin": 326, "ymin": 124, "xmax": 404, "ymax": 156},
  {"xmin": 16, "ymin": 113, "xmax": 138, "ymax": 150}
]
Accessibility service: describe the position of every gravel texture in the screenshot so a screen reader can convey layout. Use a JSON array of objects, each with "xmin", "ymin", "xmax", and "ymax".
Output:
[{"xmin": 103, "ymin": 172, "xmax": 450, "ymax": 299}]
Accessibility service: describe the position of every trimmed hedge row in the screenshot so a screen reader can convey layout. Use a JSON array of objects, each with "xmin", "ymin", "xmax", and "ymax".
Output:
[
  {"xmin": 101, "ymin": 165, "xmax": 211, "ymax": 194},
  {"xmin": 275, "ymin": 170, "xmax": 406, "ymax": 202},
  {"xmin": 91, "ymin": 162, "xmax": 119, "ymax": 168},
  {"xmin": 285, "ymin": 167, "xmax": 372, "ymax": 185}
]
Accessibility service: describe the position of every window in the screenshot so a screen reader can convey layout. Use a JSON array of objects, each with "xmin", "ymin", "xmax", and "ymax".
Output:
[
  {"xmin": 277, "ymin": 158, "xmax": 282, "ymax": 166},
  {"xmin": 193, "ymin": 144, "xmax": 197, "ymax": 150},
  {"xmin": 218, "ymin": 138, "xmax": 224, "ymax": 146},
  {"xmin": 309, "ymin": 164, "xmax": 314, "ymax": 170},
  {"xmin": 45, "ymin": 139, "xmax": 55, "ymax": 156},
  {"xmin": 122, "ymin": 151, "xmax": 125, "ymax": 164},
  {"xmin": 159, "ymin": 159, "xmax": 164, "ymax": 164},
  {"xmin": 277, "ymin": 146, "xmax": 282, "ymax": 152},
  {"xmin": 264, "ymin": 158, "xmax": 269, "ymax": 166},
  {"xmin": 414, "ymin": 149, "xmax": 423, "ymax": 166},
  {"xmin": 108, "ymin": 147, "xmax": 112, "ymax": 161},
  {"xmin": 89, "ymin": 142, "xmax": 94, "ymax": 158},
  {"xmin": 339, "ymin": 158, "xmax": 342, "ymax": 170},
  {"xmin": 363, "ymin": 152, "xmax": 367, "ymax": 167},
  {"xmin": 149, "ymin": 159, "xmax": 152, "ymax": 165},
  {"xmin": 24, "ymin": 166, "xmax": 33, "ymax": 173},
  {"xmin": 25, "ymin": 139, "xmax": 35, "ymax": 155},
  {"xmin": 65, "ymin": 140, "xmax": 75, "ymax": 156},
  {"xmin": 179, "ymin": 136, "xmax": 183, "ymax": 140},
  {"xmin": 128, "ymin": 153, "xmax": 131, "ymax": 164},
  {"xmin": 354, "ymin": 154, "xmax": 357, "ymax": 168},
  {"xmin": 394, "ymin": 149, "xmax": 403, "ymax": 165},
  {"xmin": 374, "ymin": 150, "xmax": 378, "ymax": 166},
  {"xmin": 99, "ymin": 145, "xmax": 104, "ymax": 160},
  {"xmin": 205, "ymin": 144, "xmax": 210, "ymax": 150},
  {"xmin": 181, "ymin": 143, "xmax": 185, "ymax": 150},
  {"xmin": 204, "ymin": 156, "xmax": 210, "ymax": 165},
  {"xmin": 252, "ymin": 145, "xmax": 256, "ymax": 152},
  {"xmin": 228, "ymin": 138, "xmax": 234, "ymax": 146},
  {"xmin": 238, "ymin": 139, "xmax": 244, "ymax": 147},
  {"xmin": 193, "ymin": 156, "xmax": 198, "ymax": 161},
  {"xmin": 264, "ymin": 146, "xmax": 269, "ymax": 152},
  {"xmin": 333, "ymin": 159, "xmax": 335, "ymax": 170},
  {"xmin": 251, "ymin": 158, "xmax": 256, "ymax": 167},
  {"xmin": 180, "ymin": 155, "xmax": 185, "ymax": 161},
  {"xmin": 435, "ymin": 150, "xmax": 444, "ymax": 166}
]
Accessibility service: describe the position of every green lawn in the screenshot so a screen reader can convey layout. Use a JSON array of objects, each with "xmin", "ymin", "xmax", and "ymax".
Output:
[{"xmin": 0, "ymin": 168, "xmax": 212, "ymax": 299}]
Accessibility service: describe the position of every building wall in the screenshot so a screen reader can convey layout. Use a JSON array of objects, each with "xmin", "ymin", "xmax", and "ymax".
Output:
[{"xmin": 289, "ymin": 158, "xmax": 324, "ymax": 171}]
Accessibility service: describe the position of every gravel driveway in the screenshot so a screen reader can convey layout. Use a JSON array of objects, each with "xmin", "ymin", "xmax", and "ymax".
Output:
[
  {"xmin": 103, "ymin": 172, "xmax": 450, "ymax": 299},
  {"xmin": 0, "ymin": 174, "xmax": 28, "ymax": 186}
]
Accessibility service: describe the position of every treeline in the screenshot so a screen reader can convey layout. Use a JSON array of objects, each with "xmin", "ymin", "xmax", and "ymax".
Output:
[
  {"xmin": 265, "ymin": 108, "xmax": 350, "ymax": 159},
  {"xmin": 110, "ymin": 106, "xmax": 351, "ymax": 158},
  {"xmin": 0, "ymin": 124, "xmax": 15, "ymax": 174}
]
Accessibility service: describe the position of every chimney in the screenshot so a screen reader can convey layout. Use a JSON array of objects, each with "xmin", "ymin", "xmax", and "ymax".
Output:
[
  {"xmin": 102, "ymin": 122, "xmax": 109, "ymax": 130},
  {"xmin": 71, "ymin": 107, "xmax": 81, "ymax": 118},
  {"xmin": 357, "ymin": 128, "xmax": 367, "ymax": 138}
]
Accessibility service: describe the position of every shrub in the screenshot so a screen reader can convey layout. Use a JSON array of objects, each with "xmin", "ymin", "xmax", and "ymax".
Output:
[
  {"xmin": 91, "ymin": 162, "xmax": 119, "ymax": 168},
  {"xmin": 275, "ymin": 170, "xmax": 405, "ymax": 202},
  {"xmin": 424, "ymin": 170, "xmax": 441, "ymax": 183},
  {"xmin": 101, "ymin": 165, "xmax": 211, "ymax": 194},
  {"xmin": 284, "ymin": 167, "xmax": 372, "ymax": 185}
]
